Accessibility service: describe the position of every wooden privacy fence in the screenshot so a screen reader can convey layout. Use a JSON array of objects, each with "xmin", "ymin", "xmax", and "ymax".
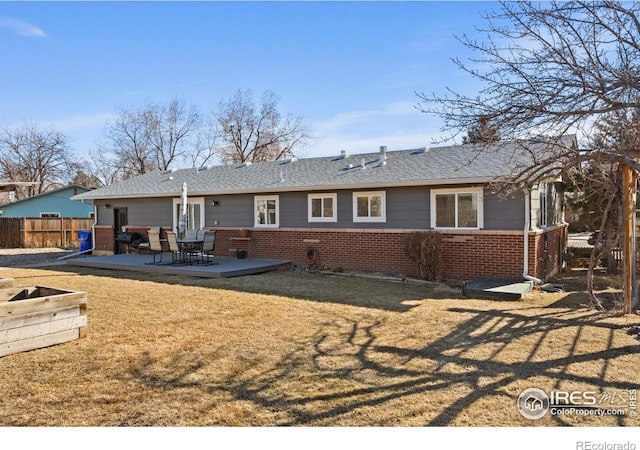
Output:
[{"xmin": 0, "ymin": 217, "xmax": 93, "ymax": 249}]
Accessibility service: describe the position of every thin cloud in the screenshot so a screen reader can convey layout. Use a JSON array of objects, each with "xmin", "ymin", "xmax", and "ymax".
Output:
[
  {"xmin": 51, "ymin": 112, "xmax": 117, "ymax": 132},
  {"xmin": 0, "ymin": 15, "xmax": 47, "ymax": 38},
  {"xmin": 304, "ymin": 100, "xmax": 447, "ymax": 158},
  {"xmin": 317, "ymin": 101, "xmax": 419, "ymax": 135}
]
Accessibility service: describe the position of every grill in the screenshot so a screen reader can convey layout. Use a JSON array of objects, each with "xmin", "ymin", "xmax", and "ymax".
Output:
[{"xmin": 115, "ymin": 231, "xmax": 143, "ymax": 253}]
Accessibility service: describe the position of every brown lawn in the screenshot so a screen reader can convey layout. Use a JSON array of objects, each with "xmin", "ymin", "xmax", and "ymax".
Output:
[{"xmin": 0, "ymin": 265, "xmax": 638, "ymax": 426}]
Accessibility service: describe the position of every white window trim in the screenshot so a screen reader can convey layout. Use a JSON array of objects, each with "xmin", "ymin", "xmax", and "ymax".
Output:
[
  {"xmin": 352, "ymin": 191, "xmax": 386, "ymax": 223},
  {"xmin": 254, "ymin": 195, "xmax": 280, "ymax": 228},
  {"xmin": 430, "ymin": 187, "xmax": 484, "ymax": 230},
  {"xmin": 40, "ymin": 212, "xmax": 61, "ymax": 218},
  {"xmin": 172, "ymin": 196, "xmax": 205, "ymax": 232},
  {"xmin": 308, "ymin": 193, "xmax": 337, "ymax": 223},
  {"xmin": 539, "ymin": 182, "xmax": 548, "ymax": 228}
]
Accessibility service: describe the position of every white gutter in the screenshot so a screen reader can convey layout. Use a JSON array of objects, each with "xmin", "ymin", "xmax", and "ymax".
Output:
[
  {"xmin": 523, "ymin": 190, "xmax": 542, "ymax": 284},
  {"xmin": 70, "ymin": 177, "xmax": 501, "ymax": 201}
]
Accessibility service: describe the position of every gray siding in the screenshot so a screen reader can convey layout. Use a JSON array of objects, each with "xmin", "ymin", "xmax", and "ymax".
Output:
[
  {"xmin": 95, "ymin": 185, "xmax": 527, "ymax": 231},
  {"xmin": 484, "ymin": 193, "xmax": 525, "ymax": 230},
  {"xmin": 204, "ymin": 194, "xmax": 253, "ymax": 228},
  {"xmin": 96, "ymin": 198, "xmax": 173, "ymax": 227}
]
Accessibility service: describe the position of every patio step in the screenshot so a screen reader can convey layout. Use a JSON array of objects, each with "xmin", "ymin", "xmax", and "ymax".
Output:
[{"xmin": 463, "ymin": 278, "xmax": 533, "ymax": 301}]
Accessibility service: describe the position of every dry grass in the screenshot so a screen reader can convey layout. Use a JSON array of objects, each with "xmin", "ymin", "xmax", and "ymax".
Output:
[{"xmin": 0, "ymin": 265, "xmax": 638, "ymax": 427}]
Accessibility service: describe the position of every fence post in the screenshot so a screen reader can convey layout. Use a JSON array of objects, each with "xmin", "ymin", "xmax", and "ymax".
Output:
[{"xmin": 20, "ymin": 218, "xmax": 25, "ymax": 248}]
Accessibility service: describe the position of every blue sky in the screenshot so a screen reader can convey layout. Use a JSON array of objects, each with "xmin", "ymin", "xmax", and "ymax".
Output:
[{"xmin": 0, "ymin": 1, "xmax": 493, "ymax": 163}]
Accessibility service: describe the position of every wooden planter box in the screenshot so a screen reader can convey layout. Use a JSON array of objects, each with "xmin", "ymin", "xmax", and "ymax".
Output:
[
  {"xmin": 0, "ymin": 278, "xmax": 15, "ymax": 289},
  {"xmin": 0, "ymin": 286, "xmax": 87, "ymax": 357}
]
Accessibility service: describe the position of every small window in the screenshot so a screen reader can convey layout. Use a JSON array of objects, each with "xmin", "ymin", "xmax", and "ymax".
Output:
[
  {"xmin": 539, "ymin": 182, "xmax": 548, "ymax": 228},
  {"xmin": 308, "ymin": 193, "xmax": 337, "ymax": 222},
  {"xmin": 431, "ymin": 187, "xmax": 483, "ymax": 229},
  {"xmin": 255, "ymin": 195, "xmax": 279, "ymax": 227},
  {"xmin": 353, "ymin": 191, "xmax": 386, "ymax": 223},
  {"xmin": 40, "ymin": 212, "xmax": 60, "ymax": 218}
]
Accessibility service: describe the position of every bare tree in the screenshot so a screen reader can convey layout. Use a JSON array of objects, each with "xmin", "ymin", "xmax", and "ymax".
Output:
[
  {"xmin": 71, "ymin": 169, "xmax": 101, "ymax": 190},
  {"xmin": 99, "ymin": 97, "xmax": 200, "ymax": 179},
  {"xmin": 417, "ymin": 1, "xmax": 640, "ymax": 312},
  {"xmin": 101, "ymin": 106, "xmax": 153, "ymax": 177},
  {"xmin": 146, "ymin": 98, "xmax": 200, "ymax": 170},
  {"xmin": 209, "ymin": 89, "xmax": 311, "ymax": 164},
  {"xmin": 462, "ymin": 116, "xmax": 500, "ymax": 144},
  {"xmin": 566, "ymin": 110, "xmax": 640, "ymax": 231},
  {"xmin": 0, "ymin": 123, "xmax": 74, "ymax": 199}
]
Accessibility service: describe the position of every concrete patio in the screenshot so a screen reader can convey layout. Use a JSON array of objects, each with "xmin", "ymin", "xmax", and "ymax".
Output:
[{"xmin": 66, "ymin": 253, "xmax": 291, "ymax": 278}]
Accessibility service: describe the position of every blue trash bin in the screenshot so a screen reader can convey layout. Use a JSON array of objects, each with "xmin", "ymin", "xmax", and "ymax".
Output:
[{"xmin": 78, "ymin": 231, "xmax": 92, "ymax": 252}]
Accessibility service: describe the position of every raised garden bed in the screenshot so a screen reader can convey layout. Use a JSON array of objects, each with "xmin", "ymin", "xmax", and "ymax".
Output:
[
  {"xmin": 0, "ymin": 286, "xmax": 87, "ymax": 357},
  {"xmin": 0, "ymin": 278, "xmax": 14, "ymax": 289}
]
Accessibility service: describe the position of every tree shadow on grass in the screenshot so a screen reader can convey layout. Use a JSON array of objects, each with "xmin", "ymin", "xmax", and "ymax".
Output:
[{"xmin": 125, "ymin": 304, "xmax": 640, "ymax": 426}]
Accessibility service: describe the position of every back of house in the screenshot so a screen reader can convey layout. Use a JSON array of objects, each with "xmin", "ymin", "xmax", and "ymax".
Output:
[{"xmin": 73, "ymin": 138, "xmax": 571, "ymax": 282}]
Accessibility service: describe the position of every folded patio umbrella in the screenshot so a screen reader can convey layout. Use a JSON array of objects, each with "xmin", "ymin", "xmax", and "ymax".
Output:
[{"xmin": 179, "ymin": 181, "xmax": 188, "ymax": 238}]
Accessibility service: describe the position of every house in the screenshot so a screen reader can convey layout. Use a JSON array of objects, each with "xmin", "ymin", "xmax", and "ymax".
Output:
[
  {"xmin": 0, "ymin": 184, "xmax": 94, "ymax": 218},
  {"xmin": 72, "ymin": 138, "xmax": 572, "ymax": 282}
]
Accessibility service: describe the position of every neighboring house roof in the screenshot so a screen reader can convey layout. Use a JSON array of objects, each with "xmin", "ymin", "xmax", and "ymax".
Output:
[
  {"xmin": 1, "ymin": 184, "xmax": 95, "ymax": 218},
  {"xmin": 0, "ymin": 181, "xmax": 39, "ymax": 192},
  {"xmin": 73, "ymin": 136, "xmax": 576, "ymax": 201},
  {"xmin": 1, "ymin": 184, "xmax": 92, "ymax": 208}
]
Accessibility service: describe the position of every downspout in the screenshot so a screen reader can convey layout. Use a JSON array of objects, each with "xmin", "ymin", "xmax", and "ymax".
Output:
[
  {"xmin": 523, "ymin": 190, "xmax": 542, "ymax": 284},
  {"xmin": 91, "ymin": 202, "xmax": 97, "ymax": 252},
  {"xmin": 57, "ymin": 202, "xmax": 97, "ymax": 260}
]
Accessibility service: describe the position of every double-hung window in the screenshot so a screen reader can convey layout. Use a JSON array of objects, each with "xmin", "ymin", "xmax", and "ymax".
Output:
[
  {"xmin": 353, "ymin": 191, "xmax": 386, "ymax": 223},
  {"xmin": 539, "ymin": 182, "xmax": 548, "ymax": 228},
  {"xmin": 308, "ymin": 193, "xmax": 337, "ymax": 222},
  {"xmin": 255, "ymin": 195, "xmax": 279, "ymax": 227},
  {"xmin": 430, "ymin": 187, "xmax": 483, "ymax": 229}
]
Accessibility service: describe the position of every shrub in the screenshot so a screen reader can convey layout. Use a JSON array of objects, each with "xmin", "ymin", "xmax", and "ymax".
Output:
[{"xmin": 404, "ymin": 231, "xmax": 443, "ymax": 280}]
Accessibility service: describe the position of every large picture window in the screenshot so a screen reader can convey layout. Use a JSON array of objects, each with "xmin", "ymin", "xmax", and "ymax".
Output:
[
  {"xmin": 430, "ymin": 187, "xmax": 483, "ymax": 229},
  {"xmin": 255, "ymin": 195, "xmax": 279, "ymax": 227},
  {"xmin": 353, "ymin": 191, "xmax": 386, "ymax": 223},
  {"xmin": 308, "ymin": 193, "xmax": 337, "ymax": 222}
]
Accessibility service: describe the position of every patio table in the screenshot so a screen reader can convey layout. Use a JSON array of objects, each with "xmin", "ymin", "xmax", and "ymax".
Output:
[{"xmin": 177, "ymin": 238, "xmax": 204, "ymax": 264}]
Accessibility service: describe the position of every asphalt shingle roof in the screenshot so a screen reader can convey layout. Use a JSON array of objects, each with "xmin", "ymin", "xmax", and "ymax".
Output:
[{"xmin": 73, "ymin": 137, "xmax": 574, "ymax": 200}]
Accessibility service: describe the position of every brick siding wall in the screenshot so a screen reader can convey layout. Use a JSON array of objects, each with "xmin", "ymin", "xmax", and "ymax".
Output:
[
  {"xmin": 94, "ymin": 226, "xmax": 114, "ymax": 255},
  {"xmin": 439, "ymin": 233, "xmax": 525, "ymax": 280},
  {"xmin": 93, "ymin": 225, "xmax": 567, "ymax": 281},
  {"xmin": 530, "ymin": 225, "xmax": 568, "ymax": 281}
]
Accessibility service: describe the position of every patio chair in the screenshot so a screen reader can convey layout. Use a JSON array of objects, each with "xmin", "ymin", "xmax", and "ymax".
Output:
[
  {"xmin": 144, "ymin": 231, "xmax": 167, "ymax": 265},
  {"xmin": 185, "ymin": 228, "xmax": 200, "ymax": 240},
  {"xmin": 137, "ymin": 226, "xmax": 161, "ymax": 254},
  {"xmin": 199, "ymin": 230, "xmax": 217, "ymax": 265},
  {"xmin": 165, "ymin": 231, "xmax": 184, "ymax": 264}
]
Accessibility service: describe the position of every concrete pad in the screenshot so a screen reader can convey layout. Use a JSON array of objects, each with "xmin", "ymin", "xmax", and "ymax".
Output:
[{"xmin": 463, "ymin": 277, "xmax": 533, "ymax": 301}]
